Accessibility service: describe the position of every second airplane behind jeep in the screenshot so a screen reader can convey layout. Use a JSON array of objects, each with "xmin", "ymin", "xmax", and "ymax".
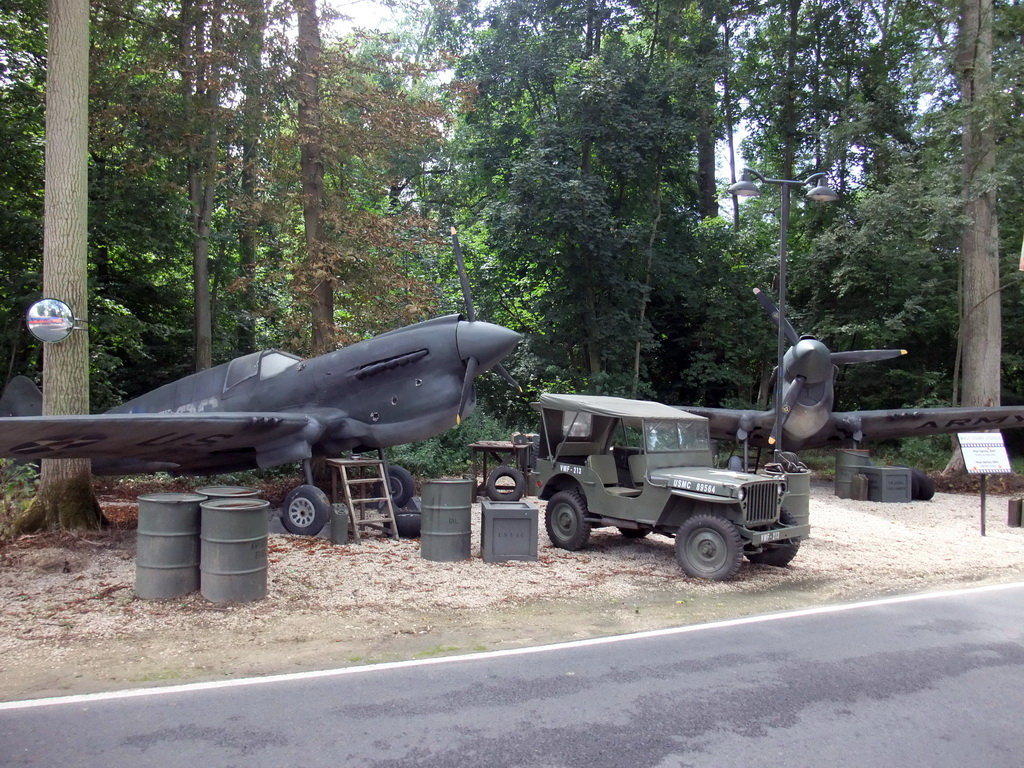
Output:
[{"xmin": 532, "ymin": 394, "xmax": 807, "ymax": 581}]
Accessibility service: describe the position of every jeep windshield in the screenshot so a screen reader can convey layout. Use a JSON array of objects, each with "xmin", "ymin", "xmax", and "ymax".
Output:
[{"xmin": 644, "ymin": 419, "xmax": 710, "ymax": 453}]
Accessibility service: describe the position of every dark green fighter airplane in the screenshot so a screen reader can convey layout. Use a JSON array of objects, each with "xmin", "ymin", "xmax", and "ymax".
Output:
[
  {"xmin": 681, "ymin": 288, "xmax": 1024, "ymax": 452},
  {"xmin": 0, "ymin": 313, "xmax": 520, "ymax": 534},
  {"xmin": 0, "ymin": 228, "xmax": 520, "ymax": 535}
]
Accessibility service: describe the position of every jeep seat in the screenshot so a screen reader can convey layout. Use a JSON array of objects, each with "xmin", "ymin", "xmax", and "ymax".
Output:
[
  {"xmin": 627, "ymin": 454, "xmax": 647, "ymax": 486},
  {"xmin": 586, "ymin": 455, "xmax": 641, "ymax": 497}
]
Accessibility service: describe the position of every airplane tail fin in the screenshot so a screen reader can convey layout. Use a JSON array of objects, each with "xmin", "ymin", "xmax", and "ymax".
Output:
[{"xmin": 0, "ymin": 376, "xmax": 43, "ymax": 417}]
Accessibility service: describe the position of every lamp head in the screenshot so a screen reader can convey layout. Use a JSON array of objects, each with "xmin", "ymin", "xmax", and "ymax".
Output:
[
  {"xmin": 806, "ymin": 183, "xmax": 839, "ymax": 202},
  {"xmin": 728, "ymin": 170, "xmax": 761, "ymax": 198},
  {"xmin": 804, "ymin": 172, "xmax": 838, "ymax": 202}
]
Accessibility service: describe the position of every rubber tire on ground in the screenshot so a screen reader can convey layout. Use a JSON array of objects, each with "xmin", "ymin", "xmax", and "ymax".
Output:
[
  {"xmin": 674, "ymin": 513, "xmax": 744, "ymax": 581},
  {"xmin": 545, "ymin": 490, "xmax": 591, "ymax": 551},
  {"xmin": 745, "ymin": 509, "xmax": 801, "ymax": 568},
  {"xmin": 375, "ymin": 465, "xmax": 415, "ymax": 509},
  {"xmin": 896, "ymin": 465, "xmax": 936, "ymax": 502},
  {"xmin": 897, "ymin": 465, "xmax": 921, "ymax": 500},
  {"xmin": 391, "ymin": 511, "xmax": 422, "ymax": 539},
  {"xmin": 281, "ymin": 484, "xmax": 331, "ymax": 536},
  {"xmin": 911, "ymin": 468, "xmax": 935, "ymax": 501},
  {"xmin": 485, "ymin": 464, "xmax": 527, "ymax": 501},
  {"xmin": 618, "ymin": 527, "xmax": 650, "ymax": 539}
]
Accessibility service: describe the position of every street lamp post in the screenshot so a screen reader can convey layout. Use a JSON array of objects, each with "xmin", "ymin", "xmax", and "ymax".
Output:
[{"xmin": 728, "ymin": 168, "xmax": 838, "ymax": 462}]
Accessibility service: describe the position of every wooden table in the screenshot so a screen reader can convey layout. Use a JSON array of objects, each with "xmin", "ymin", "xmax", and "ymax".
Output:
[{"xmin": 469, "ymin": 440, "xmax": 532, "ymax": 495}]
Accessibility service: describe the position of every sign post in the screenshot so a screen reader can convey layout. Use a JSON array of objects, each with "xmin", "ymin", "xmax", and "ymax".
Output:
[{"xmin": 958, "ymin": 432, "xmax": 1012, "ymax": 536}]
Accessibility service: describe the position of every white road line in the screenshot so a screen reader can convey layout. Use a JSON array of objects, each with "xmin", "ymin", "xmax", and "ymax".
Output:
[{"xmin": 2, "ymin": 580, "xmax": 1022, "ymax": 712}]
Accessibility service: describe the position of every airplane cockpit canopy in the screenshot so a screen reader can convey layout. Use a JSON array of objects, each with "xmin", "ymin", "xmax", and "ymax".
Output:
[{"xmin": 224, "ymin": 350, "xmax": 302, "ymax": 392}]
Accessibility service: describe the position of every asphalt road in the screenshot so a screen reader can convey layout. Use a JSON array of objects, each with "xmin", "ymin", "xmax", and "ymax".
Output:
[{"xmin": 3, "ymin": 582, "xmax": 1024, "ymax": 767}]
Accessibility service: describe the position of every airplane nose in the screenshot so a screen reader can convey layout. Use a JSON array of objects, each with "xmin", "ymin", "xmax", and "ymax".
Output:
[
  {"xmin": 788, "ymin": 338, "xmax": 833, "ymax": 383},
  {"xmin": 456, "ymin": 320, "xmax": 522, "ymax": 370}
]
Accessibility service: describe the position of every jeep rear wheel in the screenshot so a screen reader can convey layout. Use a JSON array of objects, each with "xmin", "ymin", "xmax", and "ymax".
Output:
[
  {"xmin": 675, "ymin": 514, "xmax": 743, "ymax": 581},
  {"xmin": 545, "ymin": 490, "xmax": 591, "ymax": 551}
]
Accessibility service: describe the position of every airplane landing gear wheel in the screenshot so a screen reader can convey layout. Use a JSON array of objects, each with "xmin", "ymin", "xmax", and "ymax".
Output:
[
  {"xmin": 281, "ymin": 484, "xmax": 331, "ymax": 536},
  {"xmin": 381, "ymin": 465, "xmax": 415, "ymax": 509}
]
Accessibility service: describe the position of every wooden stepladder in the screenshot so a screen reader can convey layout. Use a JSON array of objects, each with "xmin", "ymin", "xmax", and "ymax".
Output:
[{"xmin": 326, "ymin": 454, "xmax": 398, "ymax": 543}]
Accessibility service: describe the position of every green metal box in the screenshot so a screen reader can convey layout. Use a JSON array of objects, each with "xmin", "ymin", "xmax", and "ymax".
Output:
[
  {"xmin": 862, "ymin": 466, "xmax": 912, "ymax": 503},
  {"xmin": 481, "ymin": 500, "xmax": 538, "ymax": 562}
]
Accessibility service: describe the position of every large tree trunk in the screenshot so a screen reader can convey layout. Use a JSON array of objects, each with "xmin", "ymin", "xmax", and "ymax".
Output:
[
  {"xmin": 190, "ymin": 119, "xmax": 217, "ymax": 371},
  {"xmin": 696, "ymin": 120, "xmax": 719, "ymax": 219},
  {"xmin": 296, "ymin": 0, "xmax": 333, "ymax": 355},
  {"xmin": 633, "ymin": 177, "xmax": 662, "ymax": 397},
  {"xmin": 947, "ymin": 0, "xmax": 1001, "ymax": 473},
  {"xmin": 719, "ymin": 18, "xmax": 741, "ymax": 231},
  {"xmin": 17, "ymin": 0, "xmax": 102, "ymax": 533},
  {"xmin": 181, "ymin": 0, "xmax": 219, "ymax": 371},
  {"xmin": 236, "ymin": 1, "xmax": 268, "ymax": 355}
]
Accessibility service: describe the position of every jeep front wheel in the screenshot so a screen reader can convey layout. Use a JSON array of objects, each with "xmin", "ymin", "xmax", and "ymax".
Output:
[
  {"xmin": 675, "ymin": 514, "xmax": 743, "ymax": 581},
  {"xmin": 545, "ymin": 490, "xmax": 591, "ymax": 551},
  {"xmin": 746, "ymin": 509, "xmax": 801, "ymax": 568}
]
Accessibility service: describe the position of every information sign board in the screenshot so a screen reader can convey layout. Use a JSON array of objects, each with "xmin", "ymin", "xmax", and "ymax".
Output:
[{"xmin": 958, "ymin": 432, "xmax": 1012, "ymax": 475}]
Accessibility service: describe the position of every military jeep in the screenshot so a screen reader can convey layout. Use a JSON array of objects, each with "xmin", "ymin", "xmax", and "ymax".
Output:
[{"xmin": 533, "ymin": 394, "xmax": 808, "ymax": 581}]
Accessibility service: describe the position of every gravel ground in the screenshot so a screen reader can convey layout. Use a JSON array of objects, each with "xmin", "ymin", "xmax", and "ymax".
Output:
[{"xmin": 1, "ymin": 480, "xmax": 1022, "ymax": 701}]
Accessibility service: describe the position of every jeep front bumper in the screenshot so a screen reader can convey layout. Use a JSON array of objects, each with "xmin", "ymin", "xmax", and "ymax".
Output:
[{"xmin": 745, "ymin": 522, "xmax": 811, "ymax": 546}]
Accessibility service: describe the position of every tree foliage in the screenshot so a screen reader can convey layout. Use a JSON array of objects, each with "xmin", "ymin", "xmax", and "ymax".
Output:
[{"xmin": 2, "ymin": 0, "xmax": 1024, "ymax": 528}]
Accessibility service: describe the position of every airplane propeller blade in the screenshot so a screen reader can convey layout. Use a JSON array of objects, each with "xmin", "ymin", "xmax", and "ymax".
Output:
[
  {"xmin": 451, "ymin": 226, "xmax": 523, "ymax": 398},
  {"xmin": 494, "ymin": 363, "xmax": 522, "ymax": 392},
  {"xmin": 830, "ymin": 349, "xmax": 908, "ymax": 365},
  {"xmin": 457, "ymin": 356, "xmax": 480, "ymax": 424},
  {"xmin": 451, "ymin": 227, "xmax": 476, "ymax": 322},
  {"xmin": 753, "ymin": 287, "xmax": 800, "ymax": 346},
  {"xmin": 768, "ymin": 375, "xmax": 805, "ymax": 446}
]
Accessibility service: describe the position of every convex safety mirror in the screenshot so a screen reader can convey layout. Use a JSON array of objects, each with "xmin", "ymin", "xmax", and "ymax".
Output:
[{"xmin": 26, "ymin": 298, "xmax": 78, "ymax": 343}]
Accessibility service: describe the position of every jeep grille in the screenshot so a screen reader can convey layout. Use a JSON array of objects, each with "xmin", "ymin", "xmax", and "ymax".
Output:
[{"xmin": 742, "ymin": 481, "xmax": 780, "ymax": 525}]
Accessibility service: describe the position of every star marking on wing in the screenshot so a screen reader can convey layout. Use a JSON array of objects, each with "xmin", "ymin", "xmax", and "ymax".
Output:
[{"xmin": 11, "ymin": 436, "xmax": 105, "ymax": 455}]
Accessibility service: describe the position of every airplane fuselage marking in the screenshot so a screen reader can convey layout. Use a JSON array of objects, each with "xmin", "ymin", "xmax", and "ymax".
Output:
[
  {"xmin": 136, "ymin": 433, "xmax": 234, "ymax": 449},
  {"xmin": 914, "ymin": 415, "xmax": 1024, "ymax": 430}
]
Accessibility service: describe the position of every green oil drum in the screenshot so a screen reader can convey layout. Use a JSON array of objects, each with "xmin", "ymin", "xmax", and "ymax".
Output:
[
  {"xmin": 420, "ymin": 479, "xmax": 473, "ymax": 562},
  {"xmin": 135, "ymin": 492, "xmax": 208, "ymax": 599},
  {"xmin": 835, "ymin": 449, "xmax": 872, "ymax": 499},
  {"xmin": 200, "ymin": 497, "xmax": 270, "ymax": 603},
  {"xmin": 783, "ymin": 470, "xmax": 811, "ymax": 528}
]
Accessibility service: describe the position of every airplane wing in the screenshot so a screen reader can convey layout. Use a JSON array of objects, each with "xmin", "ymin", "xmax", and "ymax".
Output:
[
  {"xmin": 0, "ymin": 412, "xmax": 326, "ymax": 475},
  {"xmin": 682, "ymin": 405, "xmax": 1024, "ymax": 450},
  {"xmin": 848, "ymin": 407, "xmax": 1024, "ymax": 443},
  {"xmin": 677, "ymin": 407, "xmax": 771, "ymax": 445}
]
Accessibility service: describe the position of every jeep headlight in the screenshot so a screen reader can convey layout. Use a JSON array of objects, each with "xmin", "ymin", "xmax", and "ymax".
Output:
[
  {"xmin": 777, "ymin": 481, "xmax": 788, "ymax": 497},
  {"xmin": 737, "ymin": 486, "xmax": 746, "ymax": 502}
]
